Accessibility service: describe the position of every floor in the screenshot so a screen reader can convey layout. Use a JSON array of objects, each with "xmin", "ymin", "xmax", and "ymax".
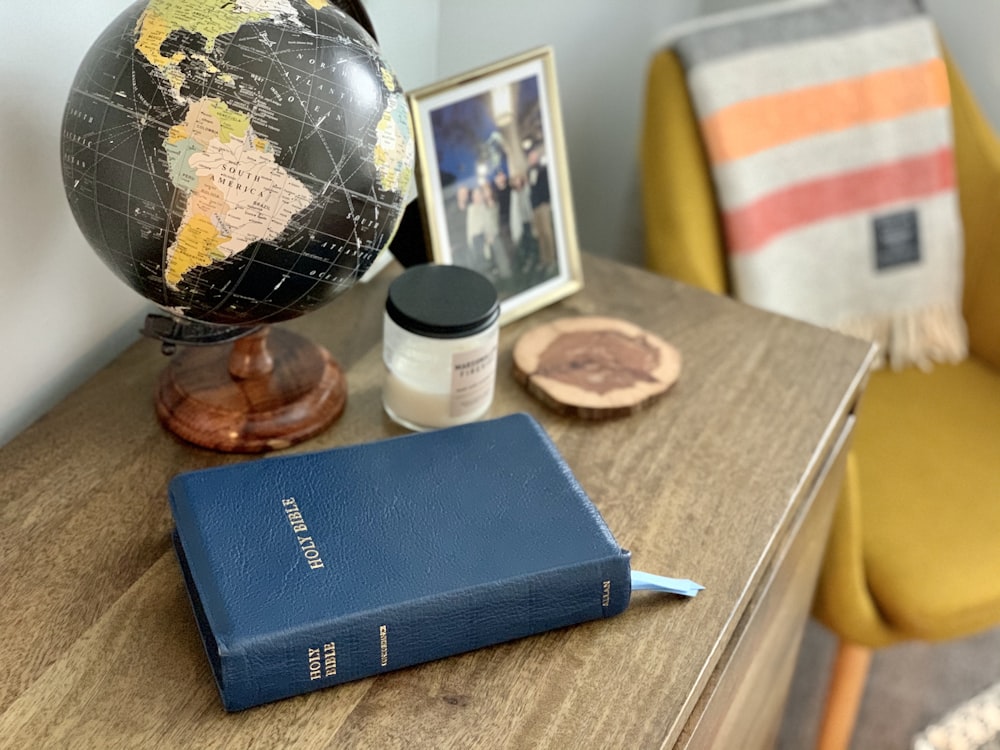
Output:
[{"xmin": 777, "ymin": 619, "xmax": 1000, "ymax": 749}]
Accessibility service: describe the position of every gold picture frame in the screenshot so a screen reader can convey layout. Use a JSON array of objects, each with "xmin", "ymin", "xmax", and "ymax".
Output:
[{"xmin": 407, "ymin": 47, "xmax": 583, "ymax": 326}]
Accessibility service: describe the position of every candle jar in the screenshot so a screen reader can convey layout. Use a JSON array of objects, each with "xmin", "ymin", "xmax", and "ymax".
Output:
[{"xmin": 382, "ymin": 264, "xmax": 500, "ymax": 431}]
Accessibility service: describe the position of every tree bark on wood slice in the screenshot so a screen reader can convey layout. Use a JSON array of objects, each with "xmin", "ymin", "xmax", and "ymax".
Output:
[{"xmin": 512, "ymin": 316, "xmax": 681, "ymax": 419}]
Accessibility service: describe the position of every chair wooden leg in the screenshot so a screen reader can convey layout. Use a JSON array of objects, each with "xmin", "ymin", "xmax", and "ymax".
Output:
[{"xmin": 816, "ymin": 640, "xmax": 873, "ymax": 750}]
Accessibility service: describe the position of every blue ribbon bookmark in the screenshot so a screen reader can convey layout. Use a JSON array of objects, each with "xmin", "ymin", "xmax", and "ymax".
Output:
[{"xmin": 631, "ymin": 570, "xmax": 705, "ymax": 598}]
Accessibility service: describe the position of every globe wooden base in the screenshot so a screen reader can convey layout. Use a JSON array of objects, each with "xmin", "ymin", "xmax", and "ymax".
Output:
[{"xmin": 154, "ymin": 326, "xmax": 346, "ymax": 453}]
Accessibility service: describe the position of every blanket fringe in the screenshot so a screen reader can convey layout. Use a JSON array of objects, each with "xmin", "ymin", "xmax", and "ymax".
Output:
[{"xmin": 834, "ymin": 302, "xmax": 968, "ymax": 371}]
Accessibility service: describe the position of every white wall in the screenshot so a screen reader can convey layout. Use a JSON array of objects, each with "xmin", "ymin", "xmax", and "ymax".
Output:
[
  {"xmin": 2, "ymin": 1, "xmax": 997, "ymax": 446},
  {"xmin": 2, "ymin": 3, "xmax": 154, "ymax": 447}
]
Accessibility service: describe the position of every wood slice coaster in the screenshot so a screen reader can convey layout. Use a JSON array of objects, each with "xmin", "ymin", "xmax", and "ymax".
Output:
[{"xmin": 512, "ymin": 316, "xmax": 681, "ymax": 419}]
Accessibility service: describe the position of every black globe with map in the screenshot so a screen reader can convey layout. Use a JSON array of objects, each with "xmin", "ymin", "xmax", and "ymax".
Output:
[{"xmin": 61, "ymin": 0, "xmax": 414, "ymax": 328}]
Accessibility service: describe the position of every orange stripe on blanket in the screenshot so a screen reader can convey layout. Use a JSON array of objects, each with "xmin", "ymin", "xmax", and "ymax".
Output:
[
  {"xmin": 702, "ymin": 58, "xmax": 950, "ymax": 164},
  {"xmin": 724, "ymin": 147, "xmax": 955, "ymax": 255}
]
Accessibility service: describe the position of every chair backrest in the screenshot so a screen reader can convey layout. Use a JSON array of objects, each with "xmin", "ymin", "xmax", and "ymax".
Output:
[
  {"xmin": 641, "ymin": 44, "xmax": 1000, "ymax": 368},
  {"xmin": 641, "ymin": 48, "xmax": 727, "ymax": 295},
  {"xmin": 945, "ymin": 51, "xmax": 1000, "ymax": 366}
]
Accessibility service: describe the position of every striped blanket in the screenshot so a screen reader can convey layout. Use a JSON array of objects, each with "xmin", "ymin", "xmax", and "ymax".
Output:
[{"xmin": 672, "ymin": 0, "xmax": 967, "ymax": 369}]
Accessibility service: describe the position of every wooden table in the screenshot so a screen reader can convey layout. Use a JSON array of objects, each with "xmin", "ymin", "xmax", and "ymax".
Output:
[{"xmin": 0, "ymin": 254, "xmax": 875, "ymax": 749}]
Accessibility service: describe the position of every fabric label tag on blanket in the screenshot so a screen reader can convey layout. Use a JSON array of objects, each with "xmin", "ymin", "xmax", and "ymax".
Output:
[{"xmin": 874, "ymin": 210, "xmax": 921, "ymax": 270}]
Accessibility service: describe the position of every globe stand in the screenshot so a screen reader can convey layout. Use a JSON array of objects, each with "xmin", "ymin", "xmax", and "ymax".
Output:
[{"xmin": 154, "ymin": 326, "xmax": 346, "ymax": 453}]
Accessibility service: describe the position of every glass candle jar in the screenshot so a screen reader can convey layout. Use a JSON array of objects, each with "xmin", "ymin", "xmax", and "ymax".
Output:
[{"xmin": 382, "ymin": 264, "xmax": 500, "ymax": 431}]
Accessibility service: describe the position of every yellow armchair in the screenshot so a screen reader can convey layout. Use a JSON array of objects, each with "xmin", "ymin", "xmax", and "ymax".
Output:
[{"xmin": 641, "ymin": 42, "xmax": 1000, "ymax": 750}]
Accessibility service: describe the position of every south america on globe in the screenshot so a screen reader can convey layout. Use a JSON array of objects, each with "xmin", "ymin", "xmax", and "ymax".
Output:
[{"xmin": 61, "ymin": 0, "xmax": 415, "ymax": 328}]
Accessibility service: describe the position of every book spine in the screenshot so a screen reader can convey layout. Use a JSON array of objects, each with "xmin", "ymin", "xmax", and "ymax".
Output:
[{"xmin": 221, "ymin": 552, "xmax": 631, "ymax": 711}]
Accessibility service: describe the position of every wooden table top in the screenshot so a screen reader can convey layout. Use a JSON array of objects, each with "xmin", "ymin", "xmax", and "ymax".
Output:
[{"xmin": 0, "ymin": 254, "xmax": 874, "ymax": 749}]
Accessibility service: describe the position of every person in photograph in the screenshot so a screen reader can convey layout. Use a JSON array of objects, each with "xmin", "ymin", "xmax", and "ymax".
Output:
[
  {"xmin": 527, "ymin": 147, "xmax": 556, "ymax": 272},
  {"xmin": 489, "ymin": 170, "xmax": 514, "ymax": 281},
  {"xmin": 509, "ymin": 172, "xmax": 537, "ymax": 271},
  {"xmin": 448, "ymin": 184, "xmax": 471, "ymax": 266},
  {"xmin": 478, "ymin": 180, "xmax": 510, "ymax": 282},
  {"xmin": 465, "ymin": 185, "xmax": 490, "ymax": 276}
]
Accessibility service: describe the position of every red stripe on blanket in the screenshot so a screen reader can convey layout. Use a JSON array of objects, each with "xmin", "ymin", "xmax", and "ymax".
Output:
[{"xmin": 724, "ymin": 148, "xmax": 955, "ymax": 255}]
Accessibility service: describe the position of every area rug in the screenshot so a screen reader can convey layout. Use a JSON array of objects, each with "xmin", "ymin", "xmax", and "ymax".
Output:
[{"xmin": 914, "ymin": 681, "xmax": 1000, "ymax": 750}]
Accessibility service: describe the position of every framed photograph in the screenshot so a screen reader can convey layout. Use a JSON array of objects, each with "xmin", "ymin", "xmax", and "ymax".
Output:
[{"xmin": 408, "ymin": 47, "xmax": 583, "ymax": 326}]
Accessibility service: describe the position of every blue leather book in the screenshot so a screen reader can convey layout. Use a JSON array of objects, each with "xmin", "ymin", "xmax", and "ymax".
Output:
[{"xmin": 169, "ymin": 413, "xmax": 634, "ymax": 711}]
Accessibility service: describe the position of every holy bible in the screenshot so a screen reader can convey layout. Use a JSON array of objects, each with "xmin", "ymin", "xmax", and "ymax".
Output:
[{"xmin": 170, "ymin": 413, "xmax": 675, "ymax": 711}]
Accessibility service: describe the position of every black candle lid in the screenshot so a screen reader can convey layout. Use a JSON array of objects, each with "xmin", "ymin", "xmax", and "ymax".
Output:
[{"xmin": 385, "ymin": 264, "xmax": 500, "ymax": 338}]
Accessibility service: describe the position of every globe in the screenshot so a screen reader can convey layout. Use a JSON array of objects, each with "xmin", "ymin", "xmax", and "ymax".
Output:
[
  {"xmin": 59, "ymin": 0, "xmax": 415, "ymax": 452},
  {"xmin": 61, "ymin": 0, "xmax": 414, "ymax": 328}
]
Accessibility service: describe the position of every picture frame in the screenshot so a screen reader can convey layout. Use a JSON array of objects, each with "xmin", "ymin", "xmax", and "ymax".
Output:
[{"xmin": 407, "ymin": 47, "xmax": 583, "ymax": 326}]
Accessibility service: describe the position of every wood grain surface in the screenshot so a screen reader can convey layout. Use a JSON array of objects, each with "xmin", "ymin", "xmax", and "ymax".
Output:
[{"xmin": 0, "ymin": 254, "xmax": 875, "ymax": 749}]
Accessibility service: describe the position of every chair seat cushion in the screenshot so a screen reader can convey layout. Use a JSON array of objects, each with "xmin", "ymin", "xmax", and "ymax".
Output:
[{"xmin": 855, "ymin": 356, "xmax": 1000, "ymax": 641}]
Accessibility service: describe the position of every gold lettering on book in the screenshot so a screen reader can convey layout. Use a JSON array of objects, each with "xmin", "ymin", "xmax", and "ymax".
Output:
[
  {"xmin": 379, "ymin": 625, "xmax": 388, "ymax": 667},
  {"xmin": 281, "ymin": 497, "xmax": 324, "ymax": 569},
  {"xmin": 324, "ymin": 641, "xmax": 337, "ymax": 677},
  {"xmin": 308, "ymin": 647, "xmax": 322, "ymax": 681},
  {"xmin": 307, "ymin": 642, "xmax": 337, "ymax": 680},
  {"xmin": 282, "ymin": 496, "xmax": 308, "ymax": 533},
  {"xmin": 602, "ymin": 580, "xmax": 611, "ymax": 608},
  {"xmin": 297, "ymin": 536, "xmax": 324, "ymax": 569}
]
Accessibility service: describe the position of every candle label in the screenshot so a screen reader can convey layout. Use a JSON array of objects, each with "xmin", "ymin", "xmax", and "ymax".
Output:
[{"xmin": 450, "ymin": 340, "xmax": 498, "ymax": 418}]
